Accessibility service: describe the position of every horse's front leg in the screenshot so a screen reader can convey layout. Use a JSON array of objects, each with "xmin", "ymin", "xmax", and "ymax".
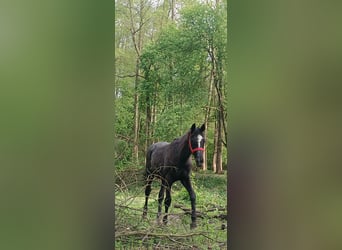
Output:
[{"xmin": 181, "ymin": 178, "xmax": 197, "ymax": 229}]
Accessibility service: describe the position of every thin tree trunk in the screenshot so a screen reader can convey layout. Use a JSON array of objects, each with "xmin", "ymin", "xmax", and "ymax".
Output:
[
  {"xmin": 212, "ymin": 112, "xmax": 218, "ymax": 173},
  {"xmin": 129, "ymin": 0, "xmax": 145, "ymax": 164},
  {"xmin": 145, "ymin": 93, "xmax": 152, "ymax": 152},
  {"xmin": 209, "ymin": 40, "xmax": 225, "ymax": 174},
  {"xmin": 170, "ymin": 0, "xmax": 175, "ymax": 21},
  {"xmin": 214, "ymin": 75, "xmax": 223, "ymax": 174},
  {"xmin": 215, "ymin": 61, "xmax": 227, "ymax": 152},
  {"xmin": 216, "ymin": 110, "xmax": 223, "ymax": 174},
  {"xmin": 214, "ymin": 47, "xmax": 225, "ymax": 174},
  {"xmin": 151, "ymin": 86, "xmax": 157, "ymax": 144},
  {"xmin": 133, "ymin": 59, "xmax": 140, "ymax": 163},
  {"xmin": 203, "ymin": 68, "xmax": 214, "ymax": 171}
]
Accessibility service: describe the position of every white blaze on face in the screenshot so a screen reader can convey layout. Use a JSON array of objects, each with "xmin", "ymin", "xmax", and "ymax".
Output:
[{"xmin": 197, "ymin": 135, "xmax": 203, "ymax": 148}]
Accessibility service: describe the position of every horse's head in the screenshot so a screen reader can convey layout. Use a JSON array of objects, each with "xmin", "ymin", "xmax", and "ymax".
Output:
[{"xmin": 189, "ymin": 123, "xmax": 206, "ymax": 168}]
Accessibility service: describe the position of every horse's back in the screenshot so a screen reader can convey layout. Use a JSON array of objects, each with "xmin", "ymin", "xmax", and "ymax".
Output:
[
  {"xmin": 148, "ymin": 142, "xmax": 169, "ymax": 152},
  {"xmin": 148, "ymin": 142, "xmax": 169, "ymax": 160},
  {"xmin": 146, "ymin": 142, "xmax": 170, "ymax": 174}
]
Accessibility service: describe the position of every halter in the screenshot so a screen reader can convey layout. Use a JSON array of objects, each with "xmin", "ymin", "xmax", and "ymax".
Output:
[{"xmin": 188, "ymin": 133, "xmax": 205, "ymax": 154}]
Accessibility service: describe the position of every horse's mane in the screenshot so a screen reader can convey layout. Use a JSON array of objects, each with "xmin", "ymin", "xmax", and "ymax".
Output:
[
  {"xmin": 170, "ymin": 131, "xmax": 189, "ymax": 148},
  {"xmin": 167, "ymin": 131, "xmax": 191, "ymax": 163}
]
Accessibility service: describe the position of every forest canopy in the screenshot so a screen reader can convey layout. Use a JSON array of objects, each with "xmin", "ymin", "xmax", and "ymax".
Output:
[{"xmin": 115, "ymin": 0, "xmax": 227, "ymax": 172}]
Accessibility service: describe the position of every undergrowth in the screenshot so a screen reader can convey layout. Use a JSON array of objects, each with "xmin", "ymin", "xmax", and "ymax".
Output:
[{"xmin": 115, "ymin": 168, "xmax": 227, "ymax": 249}]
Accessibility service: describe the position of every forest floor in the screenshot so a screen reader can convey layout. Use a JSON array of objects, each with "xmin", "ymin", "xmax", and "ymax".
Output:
[{"xmin": 115, "ymin": 169, "xmax": 227, "ymax": 249}]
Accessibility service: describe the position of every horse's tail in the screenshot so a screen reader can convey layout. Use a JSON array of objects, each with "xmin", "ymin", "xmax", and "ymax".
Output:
[{"xmin": 144, "ymin": 144, "xmax": 154, "ymax": 180}]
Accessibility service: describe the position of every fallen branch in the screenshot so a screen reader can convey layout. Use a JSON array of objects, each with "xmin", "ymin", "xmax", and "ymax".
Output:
[
  {"xmin": 115, "ymin": 231, "xmax": 209, "ymax": 238},
  {"xmin": 205, "ymin": 207, "xmax": 226, "ymax": 212},
  {"xmin": 173, "ymin": 204, "xmax": 227, "ymax": 220},
  {"xmin": 166, "ymin": 235, "xmax": 194, "ymax": 248},
  {"xmin": 116, "ymin": 204, "xmax": 159, "ymax": 215},
  {"xmin": 213, "ymin": 214, "xmax": 228, "ymax": 220},
  {"xmin": 174, "ymin": 204, "xmax": 226, "ymax": 213},
  {"xmin": 115, "ymin": 204, "xmax": 227, "ymax": 222},
  {"xmin": 173, "ymin": 204, "xmax": 204, "ymax": 218},
  {"xmin": 115, "ymin": 73, "xmax": 145, "ymax": 79}
]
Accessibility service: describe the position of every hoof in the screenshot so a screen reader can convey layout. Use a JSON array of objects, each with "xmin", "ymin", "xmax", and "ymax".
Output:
[
  {"xmin": 163, "ymin": 215, "xmax": 168, "ymax": 225},
  {"xmin": 190, "ymin": 222, "xmax": 197, "ymax": 229},
  {"xmin": 156, "ymin": 213, "xmax": 163, "ymax": 225}
]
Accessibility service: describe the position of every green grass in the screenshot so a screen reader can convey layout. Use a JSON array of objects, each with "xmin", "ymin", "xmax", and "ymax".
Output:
[{"xmin": 115, "ymin": 170, "xmax": 227, "ymax": 249}]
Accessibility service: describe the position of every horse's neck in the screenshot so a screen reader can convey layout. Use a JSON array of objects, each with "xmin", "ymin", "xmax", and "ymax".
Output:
[{"xmin": 178, "ymin": 133, "xmax": 191, "ymax": 164}]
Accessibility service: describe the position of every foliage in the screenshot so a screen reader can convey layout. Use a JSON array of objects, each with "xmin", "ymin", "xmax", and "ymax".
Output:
[
  {"xmin": 115, "ymin": 171, "xmax": 227, "ymax": 249},
  {"xmin": 136, "ymin": 3, "xmax": 227, "ymax": 166},
  {"xmin": 115, "ymin": 0, "xmax": 227, "ymax": 174}
]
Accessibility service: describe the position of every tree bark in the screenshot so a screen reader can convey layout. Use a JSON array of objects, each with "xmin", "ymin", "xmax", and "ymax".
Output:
[
  {"xmin": 133, "ymin": 60, "xmax": 140, "ymax": 163},
  {"xmin": 215, "ymin": 110, "xmax": 223, "ymax": 174},
  {"xmin": 129, "ymin": 0, "xmax": 145, "ymax": 164},
  {"xmin": 212, "ymin": 111, "xmax": 218, "ymax": 173},
  {"xmin": 209, "ymin": 38, "xmax": 225, "ymax": 174},
  {"xmin": 202, "ymin": 67, "xmax": 215, "ymax": 171},
  {"xmin": 169, "ymin": 0, "xmax": 175, "ymax": 21},
  {"xmin": 145, "ymin": 93, "xmax": 152, "ymax": 152},
  {"xmin": 151, "ymin": 86, "xmax": 157, "ymax": 144},
  {"xmin": 214, "ymin": 74, "xmax": 224, "ymax": 174},
  {"xmin": 214, "ymin": 47, "xmax": 225, "ymax": 174}
]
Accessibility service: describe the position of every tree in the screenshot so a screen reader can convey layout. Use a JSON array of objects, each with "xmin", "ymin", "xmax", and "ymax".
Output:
[
  {"xmin": 180, "ymin": 3, "xmax": 227, "ymax": 172},
  {"xmin": 115, "ymin": 0, "xmax": 227, "ymax": 172},
  {"xmin": 115, "ymin": 0, "xmax": 155, "ymax": 164}
]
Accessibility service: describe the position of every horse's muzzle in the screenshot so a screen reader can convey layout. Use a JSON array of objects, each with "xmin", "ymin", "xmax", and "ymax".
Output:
[
  {"xmin": 194, "ymin": 151, "xmax": 204, "ymax": 168},
  {"xmin": 195, "ymin": 158, "xmax": 204, "ymax": 168}
]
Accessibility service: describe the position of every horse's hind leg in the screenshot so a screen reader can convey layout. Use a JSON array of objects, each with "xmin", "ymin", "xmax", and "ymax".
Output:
[
  {"xmin": 157, "ymin": 181, "xmax": 166, "ymax": 220},
  {"xmin": 143, "ymin": 176, "xmax": 153, "ymax": 218},
  {"xmin": 163, "ymin": 184, "xmax": 172, "ymax": 225}
]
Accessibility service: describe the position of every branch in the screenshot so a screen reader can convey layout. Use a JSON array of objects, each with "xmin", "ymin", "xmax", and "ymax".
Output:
[
  {"xmin": 115, "ymin": 74, "xmax": 145, "ymax": 79},
  {"xmin": 115, "ymin": 231, "xmax": 209, "ymax": 238},
  {"xmin": 173, "ymin": 204, "xmax": 226, "ymax": 219},
  {"xmin": 116, "ymin": 204, "xmax": 158, "ymax": 215},
  {"xmin": 116, "ymin": 134, "xmax": 132, "ymax": 142},
  {"xmin": 127, "ymin": 0, "xmax": 141, "ymax": 57},
  {"xmin": 213, "ymin": 214, "xmax": 228, "ymax": 220},
  {"xmin": 131, "ymin": 19, "xmax": 149, "ymax": 35},
  {"xmin": 202, "ymin": 105, "xmax": 219, "ymax": 111},
  {"xmin": 166, "ymin": 235, "xmax": 194, "ymax": 248}
]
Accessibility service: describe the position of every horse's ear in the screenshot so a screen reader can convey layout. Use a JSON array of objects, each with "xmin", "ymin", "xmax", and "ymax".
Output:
[
  {"xmin": 200, "ymin": 124, "xmax": 205, "ymax": 132},
  {"xmin": 191, "ymin": 123, "xmax": 196, "ymax": 133}
]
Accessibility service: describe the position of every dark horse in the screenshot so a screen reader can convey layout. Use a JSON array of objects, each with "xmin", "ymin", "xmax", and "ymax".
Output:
[{"xmin": 142, "ymin": 123, "xmax": 205, "ymax": 229}]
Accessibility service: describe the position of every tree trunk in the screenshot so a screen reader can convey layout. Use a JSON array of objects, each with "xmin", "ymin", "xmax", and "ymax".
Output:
[
  {"xmin": 215, "ymin": 110, "xmax": 223, "ymax": 174},
  {"xmin": 170, "ymin": 0, "xmax": 175, "ymax": 21},
  {"xmin": 214, "ymin": 75, "xmax": 224, "ymax": 174},
  {"xmin": 212, "ymin": 113, "xmax": 218, "ymax": 173},
  {"xmin": 133, "ymin": 59, "xmax": 140, "ymax": 163},
  {"xmin": 214, "ymin": 47, "xmax": 225, "ymax": 174},
  {"xmin": 203, "ymin": 68, "xmax": 215, "ymax": 171},
  {"xmin": 129, "ymin": 0, "xmax": 146, "ymax": 164},
  {"xmin": 151, "ymin": 87, "xmax": 157, "ymax": 144},
  {"xmin": 145, "ymin": 94, "xmax": 152, "ymax": 152}
]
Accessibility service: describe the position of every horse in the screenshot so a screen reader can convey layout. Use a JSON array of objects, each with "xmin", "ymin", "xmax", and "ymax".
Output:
[{"xmin": 142, "ymin": 123, "xmax": 205, "ymax": 229}]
